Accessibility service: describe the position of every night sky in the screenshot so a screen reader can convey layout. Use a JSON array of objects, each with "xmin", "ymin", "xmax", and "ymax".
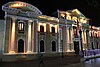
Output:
[{"xmin": 0, "ymin": 0, "xmax": 100, "ymax": 26}]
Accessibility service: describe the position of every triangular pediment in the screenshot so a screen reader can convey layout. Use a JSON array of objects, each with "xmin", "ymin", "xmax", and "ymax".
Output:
[{"xmin": 70, "ymin": 9, "xmax": 85, "ymax": 18}]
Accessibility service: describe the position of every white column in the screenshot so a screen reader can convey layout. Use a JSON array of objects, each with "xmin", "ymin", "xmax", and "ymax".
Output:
[
  {"xmin": 27, "ymin": 21, "xmax": 32, "ymax": 53},
  {"xmin": 9, "ymin": 17, "xmax": 16, "ymax": 53},
  {"xmin": 66, "ymin": 26, "xmax": 70, "ymax": 52},
  {"xmin": 71, "ymin": 27, "xmax": 74, "ymax": 51},
  {"xmin": 82, "ymin": 30, "xmax": 84, "ymax": 43},
  {"xmin": 82, "ymin": 30, "xmax": 85, "ymax": 50},
  {"xmin": 32, "ymin": 22, "xmax": 34, "ymax": 52}
]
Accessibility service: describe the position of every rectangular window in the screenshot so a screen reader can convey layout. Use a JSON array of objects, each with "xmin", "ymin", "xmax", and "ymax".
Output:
[
  {"xmin": 18, "ymin": 22, "xmax": 24, "ymax": 33},
  {"xmin": 40, "ymin": 25, "xmax": 44, "ymax": 32},
  {"xmin": 52, "ymin": 27, "xmax": 55, "ymax": 33}
]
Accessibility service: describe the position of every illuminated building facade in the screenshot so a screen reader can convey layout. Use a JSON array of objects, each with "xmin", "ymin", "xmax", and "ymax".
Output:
[
  {"xmin": 89, "ymin": 26, "xmax": 100, "ymax": 49},
  {"xmin": 0, "ymin": 1, "xmax": 100, "ymax": 61},
  {"xmin": 58, "ymin": 9, "xmax": 90, "ymax": 54}
]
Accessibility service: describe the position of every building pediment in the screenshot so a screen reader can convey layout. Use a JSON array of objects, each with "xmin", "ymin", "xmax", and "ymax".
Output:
[
  {"xmin": 71, "ymin": 9, "xmax": 85, "ymax": 17},
  {"xmin": 2, "ymin": 1, "xmax": 42, "ymax": 17}
]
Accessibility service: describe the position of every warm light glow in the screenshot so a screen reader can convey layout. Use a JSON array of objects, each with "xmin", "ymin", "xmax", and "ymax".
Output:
[
  {"xmin": 72, "ymin": 16, "xmax": 77, "ymax": 22},
  {"xmin": 38, "ymin": 23, "xmax": 46, "ymax": 32},
  {"xmin": 47, "ymin": 18, "xmax": 54, "ymax": 21},
  {"xmin": 72, "ymin": 9, "xmax": 80, "ymax": 14},
  {"xmin": 38, "ymin": 15, "xmax": 59, "ymax": 22},
  {"xmin": 19, "ymin": 22, "xmax": 24, "ymax": 31},
  {"xmin": 83, "ymin": 19, "xmax": 87, "ymax": 23},
  {"xmin": 89, "ymin": 31, "xmax": 91, "ymax": 36},
  {"xmin": 10, "ymin": 21, "xmax": 15, "ymax": 53},
  {"xmin": 60, "ymin": 13, "xmax": 65, "ymax": 18},
  {"xmin": 82, "ymin": 30, "xmax": 86, "ymax": 43},
  {"xmin": 67, "ymin": 28, "xmax": 70, "ymax": 43},
  {"xmin": 50, "ymin": 24, "xmax": 53, "ymax": 32},
  {"xmin": 38, "ymin": 15, "xmax": 46, "ymax": 19},
  {"xmin": 10, "ymin": 3, "xmax": 25, "ymax": 8},
  {"xmin": 27, "ymin": 22, "xmax": 32, "ymax": 52},
  {"xmin": 55, "ymin": 25, "xmax": 58, "ymax": 33},
  {"xmin": 9, "ymin": 51, "xmax": 15, "ymax": 54},
  {"xmin": 98, "ymin": 31, "xmax": 100, "ymax": 38},
  {"xmin": 67, "ymin": 15, "xmax": 71, "ymax": 20},
  {"xmin": 50, "ymin": 24, "xmax": 58, "ymax": 33},
  {"xmin": 43, "ymin": 23, "xmax": 46, "ymax": 32},
  {"xmin": 27, "ymin": 51, "xmax": 32, "ymax": 53}
]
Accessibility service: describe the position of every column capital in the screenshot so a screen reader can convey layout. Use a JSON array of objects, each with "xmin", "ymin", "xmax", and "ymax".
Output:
[
  {"xmin": 28, "ymin": 20, "xmax": 33, "ymax": 23},
  {"xmin": 33, "ymin": 19, "xmax": 38, "ymax": 23},
  {"xmin": 11, "ymin": 17, "xmax": 16, "ymax": 22}
]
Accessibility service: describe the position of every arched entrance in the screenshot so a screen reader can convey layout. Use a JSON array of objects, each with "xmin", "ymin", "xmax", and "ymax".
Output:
[
  {"xmin": 52, "ymin": 41, "xmax": 56, "ymax": 51},
  {"xmin": 18, "ymin": 39, "xmax": 24, "ymax": 53},
  {"xmin": 40, "ymin": 40, "xmax": 44, "ymax": 52}
]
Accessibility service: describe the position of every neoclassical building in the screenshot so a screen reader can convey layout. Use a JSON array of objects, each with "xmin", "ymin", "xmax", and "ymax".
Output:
[
  {"xmin": 0, "ymin": 1, "xmax": 100, "ymax": 61},
  {"xmin": 89, "ymin": 26, "xmax": 100, "ymax": 49},
  {"xmin": 58, "ymin": 9, "xmax": 90, "ymax": 54}
]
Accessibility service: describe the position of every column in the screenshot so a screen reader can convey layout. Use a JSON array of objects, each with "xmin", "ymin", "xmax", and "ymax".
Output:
[
  {"xmin": 32, "ymin": 21, "xmax": 34, "ymax": 52},
  {"xmin": 84, "ymin": 30, "xmax": 87, "ymax": 49},
  {"xmin": 33, "ymin": 20, "xmax": 38, "ymax": 52},
  {"xmin": 82, "ymin": 30, "xmax": 85, "ymax": 50},
  {"xmin": 88, "ymin": 30, "xmax": 91, "ymax": 49},
  {"xmin": 70, "ymin": 27, "xmax": 74, "ymax": 51},
  {"xmin": 66, "ymin": 26, "xmax": 70, "ymax": 52},
  {"xmin": 27, "ymin": 20, "xmax": 32, "ymax": 53},
  {"xmin": 63, "ymin": 26, "xmax": 67, "ymax": 52},
  {"xmin": 9, "ymin": 17, "xmax": 16, "ymax": 53}
]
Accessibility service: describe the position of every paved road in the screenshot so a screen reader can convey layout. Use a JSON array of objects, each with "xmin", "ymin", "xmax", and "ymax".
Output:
[
  {"xmin": 0, "ymin": 55, "xmax": 81, "ymax": 67},
  {"xmin": 1, "ymin": 55, "xmax": 100, "ymax": 67},
  {"xmin": 61, "ymin": 58, "xmax": 100, "ymax": 67}
]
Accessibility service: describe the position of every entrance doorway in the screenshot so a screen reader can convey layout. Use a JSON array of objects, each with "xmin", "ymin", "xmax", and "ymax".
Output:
[
  {"xmin": 18, "ymin": 39, "xmax": 24, "ymax": 53},
  {"xmin": 74, "ymin": 41, "xmax": 79, "ymax": 54}
]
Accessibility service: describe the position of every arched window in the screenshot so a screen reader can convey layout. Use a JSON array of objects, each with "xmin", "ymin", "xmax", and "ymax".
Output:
[
  {"xmin": 18, "ymin": 39, "xmax": 24, "ymax": 53},
  {"xmin": 18, "ymin": 22, "xmax": 24, "ymax": 33},
  {"xmin": 52, "ymin": 41, "xmax": 56, "ymax": 51},
  {"xmin": 40, "ymin": 40, "xmax": 44, "ymax": 52},
  {"xmin": 52, "ymin": 27, "xmax": 55, "ymax": 33},
  {"xmin": 40, "ymin": 25, "xmax": 44, "ymax": 32}
]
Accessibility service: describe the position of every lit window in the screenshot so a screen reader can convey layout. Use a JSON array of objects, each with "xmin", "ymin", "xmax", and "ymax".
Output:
[
  {"xmin": 18, "ymin": 22, "xmax": 24, "ymax": 33},
  {"xmin": 67, "ymin": 15, "xmax": 71, "ymax": 20},
  {"xmin": 40, "ymin": 25, "xmax": 44, "ymax": 32},
  {"xmin": 52, "ymin": 27, "xmax": 55, "ymax": 33},
  {"xmin": 72, "ymin": 16, "xmax": 77, "ymax": 22},
  {"xmin": 73, "ymin": 26, "xmax": 77, "ymax": 37}
]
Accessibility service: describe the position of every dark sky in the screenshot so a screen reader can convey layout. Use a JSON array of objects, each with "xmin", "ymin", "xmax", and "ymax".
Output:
[{"xmin": 0, "ymin": 0, "xmax": 100, "ymax": 26}]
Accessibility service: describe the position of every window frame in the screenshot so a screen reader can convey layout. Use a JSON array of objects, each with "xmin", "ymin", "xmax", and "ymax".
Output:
[{"xmin": 18, "ymin": 21, "xmax": 25, "ymax": 33}]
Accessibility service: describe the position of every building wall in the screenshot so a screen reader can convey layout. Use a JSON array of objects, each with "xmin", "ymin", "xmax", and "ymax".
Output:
[{"xmin": 0, "ymin": 20, "xmax": 4, "ymax": 59}]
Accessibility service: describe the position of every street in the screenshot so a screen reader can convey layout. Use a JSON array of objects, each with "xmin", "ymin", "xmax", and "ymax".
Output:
[
  {"xmin": 0, "ymin": 55, "xmax": 100, "ymax": 67},
  {"xmin": 61, "ymin": 58, "xmax": 100, "ymax": 67}
]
